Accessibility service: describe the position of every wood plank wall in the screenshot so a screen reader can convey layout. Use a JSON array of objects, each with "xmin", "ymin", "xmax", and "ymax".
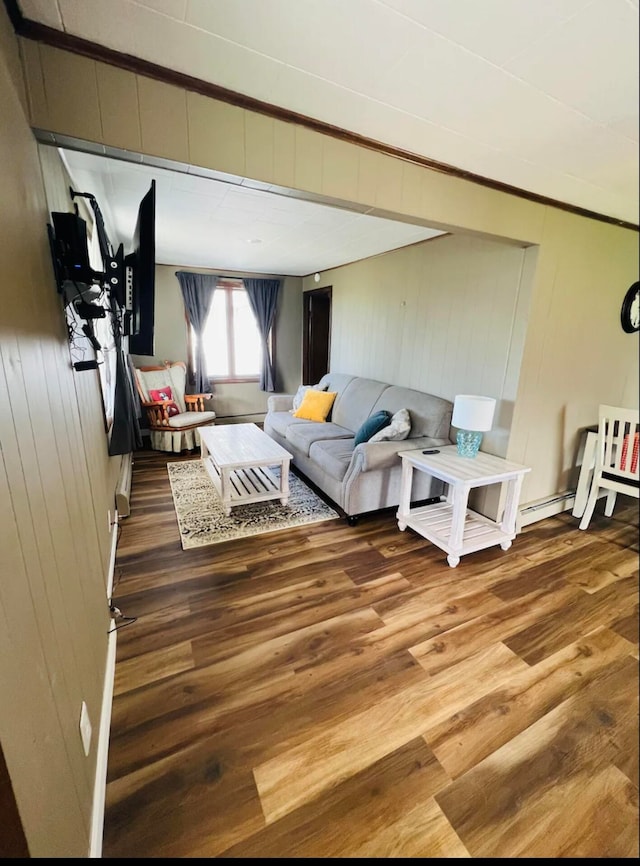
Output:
[{"xmin": 0, "ymin": 12, "xmax": 120, "ymax": 857}]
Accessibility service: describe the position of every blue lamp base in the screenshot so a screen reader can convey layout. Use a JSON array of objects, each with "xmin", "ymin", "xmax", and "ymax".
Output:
[{"xmin": 456, "ymin": 429, "xmax": 482, "ymax": 458}]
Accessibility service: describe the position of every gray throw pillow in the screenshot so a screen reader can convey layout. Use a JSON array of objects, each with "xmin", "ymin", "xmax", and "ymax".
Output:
[
  {"xmin": 292, "ymin": 382, "xmax": 328, "ymax": 411},
  {"xmin": 368, "ymin": 408, "xmax": 411, "ymax": 442}
]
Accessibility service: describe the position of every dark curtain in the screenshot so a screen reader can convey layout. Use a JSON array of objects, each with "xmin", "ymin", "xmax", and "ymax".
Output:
[
  {"xmin": 244, "ymin": 278, "xmax": 281, "ymax": 392},
  {"xmin": 175, "ymin": 271, "xmax": 218, "ymax": 394},
  {"xmin": 108, "ymin": 310, "xmax": 143, "ymax": 456}
]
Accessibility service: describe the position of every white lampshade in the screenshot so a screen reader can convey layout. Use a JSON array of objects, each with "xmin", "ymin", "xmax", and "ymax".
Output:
[{"xmin": 452, "ymin": 395, "xmax": 496, "ymax": 432}]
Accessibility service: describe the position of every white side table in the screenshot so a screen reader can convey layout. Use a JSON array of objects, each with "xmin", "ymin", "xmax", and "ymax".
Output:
[{"xmin": 397, "ymin": 445, "xmax": 531, "ymax": 567}]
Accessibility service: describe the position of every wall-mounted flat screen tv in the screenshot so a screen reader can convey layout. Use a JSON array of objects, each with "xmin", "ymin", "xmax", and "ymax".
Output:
[{"xmin": 125, "ymin": 179, "xmax": 156, "ymax": 356}]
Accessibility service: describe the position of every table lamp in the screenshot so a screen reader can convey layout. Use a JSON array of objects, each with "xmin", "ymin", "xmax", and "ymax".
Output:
[{"xmin": 452, "ymin": 394, "xmax": 496, "ymax": 458}]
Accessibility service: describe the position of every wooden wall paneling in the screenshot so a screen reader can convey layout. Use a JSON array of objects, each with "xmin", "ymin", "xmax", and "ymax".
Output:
[
  {"xmin": 332, "ymin": 262, "xmax": 367, "ymax": 376},
  {"xmin": 138, "ymin": 75, "xmax": 189, "ymax": 163},
  {"xmin": 509, "ymin": 210, "xmax": 639, "ymax": 503},
  {"xmin": 3, "ymin": 336, "xmax": 102, "ymax": 750},
  {"xmin": 187, "ymin": 91, "xmax": 246, "ymax": 176},
  {"xmin": 18, "ymin": 37, "xmax": 48, "ymax": 126},
  {"xmin": 0, "ymin": 12, "xmax": 26, "ymax": 114},
  {"xmin": 37, "ymin": 141, "xmax": 123, "ymax": 583},
  {"xmin": 372, "ymin": 152, "xmax": 404, "ymax": 214},
  {"xmin": 44, "ymin": 333, "xmax": 112, "ymax": 602},
  {"xmin": 71, "ymin": 368, "xmax": 117, "ymax": 569},
  {"xmin": 356, "ymin": 147, "xmax": 381, "ymax": 209},
  {"xmin": 400, "ymin": 160, "xmax": 425, "ymax": 219},
  {"xmin": 439, "ymin": 246, "xmax": 475, "ymax": 401},
  {"xmin": 378, "ymin": 248, "xmax": 414, "ymax": 384},
  {"xmin": 39, "ymin": 44, "xmax": 102, "ymax": 142},
  {"xmin": 273, "ymin": 117, "xmax": 296, "ymax": 190},
  {"xmin": 0, "ymin": 364, "xmax": 90, "ymax": 857},
  {"xmin": 321, "ymin": 137, "xmax": 359, "ymax": 203},
  {"xmin": 244, "ymin": 111, "xmax": 275, "ymax": 184},
  {"xmin": 274, "ymin": 275, "xmax": 304, "ymax": 395},
  {"xmin": 294, "ymin": 125, "xmax": 323, "ymax": 196},
  {"xmin": 502, "ymin": 246, "xmax": 537, "ymax": 414},
  {"xmin": 95, "ymin": 61, "xmax": 141, "ymax": 153},
  {"xmin": 418, "ymin": 242, "xmax": 462, "ymax": 396}
]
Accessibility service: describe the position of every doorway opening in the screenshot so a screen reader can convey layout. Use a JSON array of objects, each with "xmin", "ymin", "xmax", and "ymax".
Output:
[{"xmin": 303, "ymin": 287, "xmax": 332, "ymax": 384}]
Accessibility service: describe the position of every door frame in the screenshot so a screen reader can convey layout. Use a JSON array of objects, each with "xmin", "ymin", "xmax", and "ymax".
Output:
[{"xmin": 303, "ymin": 286, "xmax": 332, "ymax": 384}]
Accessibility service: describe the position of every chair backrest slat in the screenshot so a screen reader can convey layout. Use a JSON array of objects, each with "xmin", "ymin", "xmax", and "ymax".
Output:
[{"xmin": 597, "ymin": 404, "xmax": 639, "ymax": 481}]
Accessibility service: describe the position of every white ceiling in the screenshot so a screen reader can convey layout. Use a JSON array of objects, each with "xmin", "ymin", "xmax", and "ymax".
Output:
[
  {"xmin": 58, "ymin": 146, "xmax": 445, "ymax": 276},
  {"xmin": 19, "ymin": 0, "xmax": 639, "ymax": 264}
]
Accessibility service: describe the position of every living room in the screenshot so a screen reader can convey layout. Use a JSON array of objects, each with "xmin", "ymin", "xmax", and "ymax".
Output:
[{"xmin": 1, "ymin": 0, "xmax": 638, "ymax": 859}]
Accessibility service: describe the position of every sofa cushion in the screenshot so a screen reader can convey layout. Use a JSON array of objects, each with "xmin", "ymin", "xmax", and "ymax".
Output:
[
  {"xmin": 292, "ymin": 381, "xmax": 328, "ymax": 411},
  {"xmin": 369, "ymin": 408, "xmax": 411, "ymax": 442},
  {"xmin": 354, "ymin": 410, "xmax": 391, "ymax": 446},
  {"xmin": 292, "ymin": 389, "xmax": 337, "ymax": 422},
  {"xmin": 286, "ymin": 421, "xmax": 353, "ymax": 456},
  {"xmin": 309, "ymin": 438, "xmax": 355, "ymax": 481},
  {"xmin": 167, "ymin": 410, "xmax": 216, "ymax": 428},
  {"xmin": 267, "ymin": 410, "xmax": 308, "ymax": 438}
]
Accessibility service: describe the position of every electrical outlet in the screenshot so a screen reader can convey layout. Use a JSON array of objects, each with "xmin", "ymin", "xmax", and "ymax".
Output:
[{"xmin": 79, "ymin": 701, "xmax": 92, "ymax": 756}]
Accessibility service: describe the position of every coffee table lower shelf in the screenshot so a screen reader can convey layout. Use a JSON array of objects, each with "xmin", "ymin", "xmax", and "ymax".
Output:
[
  {"xmin": 203, "ymin": 458, "xmax": 288, "ymax": 514},
  {"xmin": 399, "ymin": 501, "xmax": 515, "ymax": 567}
]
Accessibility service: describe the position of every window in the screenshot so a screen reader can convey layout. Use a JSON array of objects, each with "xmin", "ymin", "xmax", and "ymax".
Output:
[{"xmin": 189, "ymin": 281, "xmax": 270, "ymax": 383}]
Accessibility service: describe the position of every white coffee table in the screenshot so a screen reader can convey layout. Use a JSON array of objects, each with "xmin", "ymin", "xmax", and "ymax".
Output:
[
  {"xmin": 397, "ymin": 445, "xmax": 531, "ymax": 567},
  {"xmin": 200, "ymin": 423, "xmax": 292, "ymax": 516}
]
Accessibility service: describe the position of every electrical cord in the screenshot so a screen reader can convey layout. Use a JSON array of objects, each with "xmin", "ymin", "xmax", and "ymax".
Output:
[{"xmin": 107, "ymin": 597, "xmax": 137, "ymax": 634}]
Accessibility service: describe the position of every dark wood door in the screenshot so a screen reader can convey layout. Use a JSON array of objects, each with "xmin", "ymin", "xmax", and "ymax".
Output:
[
  {"xmin": 0, "ymin": 742, "xmax": 29, "ymax": 857},
  {"xmin": 303, "ymin": 287, "xmax": 332, "ymax": 384}
]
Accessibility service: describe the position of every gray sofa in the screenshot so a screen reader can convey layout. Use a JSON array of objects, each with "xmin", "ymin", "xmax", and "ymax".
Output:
[{"xmin": 264, "ymin": 372, "xmax": 454, "ymax": 520}]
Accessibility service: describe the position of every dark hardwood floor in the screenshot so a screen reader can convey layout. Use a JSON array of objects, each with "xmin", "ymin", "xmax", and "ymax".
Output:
[{"xmin": 102, "ymin": 448, "xmax": 639, "ymax": 858}]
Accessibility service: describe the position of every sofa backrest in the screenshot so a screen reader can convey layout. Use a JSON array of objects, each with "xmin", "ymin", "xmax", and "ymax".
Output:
[
  {"xmin": 370, "ymin": 385, "xmax": 453, "ymax": 439},
  {"xmin": 317, "ymin": 372, "xmax": 355, "ymax": 399},
  {"xmin": 319, "ymin": 375, "xmax": 389, "ymax": 432},
  {"xmin": 316, "ymin": 373, "xmax": 452, "ymax": 438}
]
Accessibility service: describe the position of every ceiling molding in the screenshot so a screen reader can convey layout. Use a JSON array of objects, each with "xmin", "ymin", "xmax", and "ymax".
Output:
[{"xmin": 5, "ymin": 0, "xmax": 638, "ymax": 233}]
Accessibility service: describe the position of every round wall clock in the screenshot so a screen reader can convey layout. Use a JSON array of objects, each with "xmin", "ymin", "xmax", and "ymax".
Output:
[{"xmin": 620, "ymin": 281, "xmax": 639, "ymax": 333}]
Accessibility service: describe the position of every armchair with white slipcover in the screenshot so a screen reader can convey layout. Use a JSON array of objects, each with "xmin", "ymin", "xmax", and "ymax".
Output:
[{"xmin": 133, "ymin": 361, "xmax": 215, "ymax": 453}]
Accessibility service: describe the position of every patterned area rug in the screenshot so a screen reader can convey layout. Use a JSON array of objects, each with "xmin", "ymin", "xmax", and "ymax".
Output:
[{"xmin": 167, "ymin": 460, "xmax": 340, "ymax": 549}]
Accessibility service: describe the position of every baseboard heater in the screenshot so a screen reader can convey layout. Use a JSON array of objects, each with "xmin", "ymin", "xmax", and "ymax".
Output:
[
  {"xmin": 519, "ymin": 490, "xmax": 576, "ymax": 527},
  {"xmin": 520, "ymin": 491, "xmax": 575, "ymax": 515},
  {"xmin": 115, "ymin": 453, "xmax": 133, "ymax": 518}
]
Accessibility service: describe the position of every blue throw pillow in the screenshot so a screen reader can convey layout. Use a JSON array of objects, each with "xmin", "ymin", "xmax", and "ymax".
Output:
[{"xmin": 354, "ymin": 410, "xmax": 392, "ymax": 446}]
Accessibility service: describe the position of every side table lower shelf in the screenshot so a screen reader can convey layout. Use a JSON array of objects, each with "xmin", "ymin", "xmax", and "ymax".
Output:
[{"xmin": 398, "ymin": 500, "xmax": 514, "ymax": 568}]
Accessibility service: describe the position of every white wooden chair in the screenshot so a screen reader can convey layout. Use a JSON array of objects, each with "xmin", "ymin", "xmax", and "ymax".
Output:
[
  {"xmin": 133, "ymin": 361, "xmax": 216, "ymax": 453},
  {"xmin": 579, "ymin": 404, "xmax": 639, "ymax": 530}
]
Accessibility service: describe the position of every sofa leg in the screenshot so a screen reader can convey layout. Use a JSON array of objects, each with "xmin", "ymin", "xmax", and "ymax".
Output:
[{"xmin": 347, "ymin": 515, "xmax": 359, "ymax": 527}]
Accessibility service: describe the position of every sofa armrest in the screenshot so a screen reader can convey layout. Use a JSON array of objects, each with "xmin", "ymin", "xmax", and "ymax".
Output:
[
  {"xmin": 267, "ymin": 394, "xmax": 294, "ymax": 412},
  {"xmin": 356, "ymin": 436, "xmax": 452, "ymax": 472}
]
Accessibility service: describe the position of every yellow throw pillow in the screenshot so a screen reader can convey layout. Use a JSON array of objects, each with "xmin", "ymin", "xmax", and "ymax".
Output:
[{"xmin": 292, "ymin": 389, "xmax": 337, "ymax": 422}]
